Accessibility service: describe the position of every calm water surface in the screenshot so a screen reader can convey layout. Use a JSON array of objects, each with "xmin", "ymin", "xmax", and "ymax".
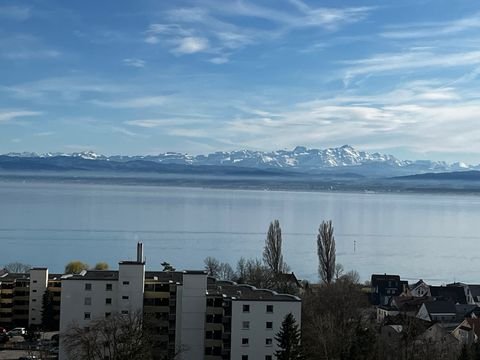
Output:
[{"xmin": 1, "ymin": 181, "xmax": 479, "ymax": 283}]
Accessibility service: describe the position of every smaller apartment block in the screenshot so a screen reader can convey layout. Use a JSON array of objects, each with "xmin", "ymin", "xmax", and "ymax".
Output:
[
  {"xmin": 206, "ymin": 279, "xmax": 301, "ymax": 360},
  {"xmin": 0, "ymin": 268, "xmax": 61, "ymax": 330}
]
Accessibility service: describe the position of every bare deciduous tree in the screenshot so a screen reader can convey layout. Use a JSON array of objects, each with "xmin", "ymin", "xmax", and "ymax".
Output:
[
  {"xmin": 204, "ymin": 257, "xmax": 235, "ymax": 281},
  {"xmin": 263, "ymin": 220, "xmax": 289, "ymax": 276},
  {"xmin": 63, "ymin": 311, "xmax": 155, "ymax": 360},
  {"xmin": 204, "ymin": 256, "xmax": 220, "ymax": 277},
  {"xmin": 4, "ymin": 262, "xmax": 31, "ymax": 273},
  {"xmin": 317, "ymin": 220, "xmax": 336, "ymax": 284}
]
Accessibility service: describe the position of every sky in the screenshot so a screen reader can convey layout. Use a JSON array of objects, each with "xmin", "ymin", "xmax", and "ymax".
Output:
[{"xmin": 2, "ymin": 0, "xmax": 480, "ymax": 163}]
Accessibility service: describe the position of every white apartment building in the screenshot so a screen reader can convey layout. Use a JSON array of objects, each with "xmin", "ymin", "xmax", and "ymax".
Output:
[
  {"xmin": 206, "ymin": 282, "xmax": 301, "ymax": 360},
  {"xmin": 51, "ymin": 243, "xmax": 302, "ymax": 360},
  {"xmin": 28, "ymin": 267, "xmax": 49, "ymax": 327},
  {"xmin": 231, "ymin": 297, "xmax": 301, "ymax": 360},
  {"xmin": 59, "ymin": 246, "xmax": 145, "ymax": 360}
]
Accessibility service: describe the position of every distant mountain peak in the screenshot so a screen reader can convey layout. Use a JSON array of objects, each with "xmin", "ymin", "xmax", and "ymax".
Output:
[{"xmin": 1, "ymin": 145, "xmax": 477, "ymax": 177}]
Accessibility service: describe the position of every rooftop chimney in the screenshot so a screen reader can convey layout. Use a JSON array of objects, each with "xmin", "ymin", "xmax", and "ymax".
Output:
[{"xmin": 137, "ymin": 242, "xmax": 144, "ymax": 263}]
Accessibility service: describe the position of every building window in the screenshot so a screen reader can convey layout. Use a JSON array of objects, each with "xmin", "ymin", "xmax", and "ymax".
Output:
[
  {"xmin": 105, "ymin": 298, "xmax": 112, "ymax": 305},
  {"xmin": 242, "ymin": 356, "xmax": 248, "ymax": 360},
  {"xmin": 32, "ymin": 299, "xmax": 36, "ymax": 302},
  {"xmin": 242, "ymin": 338, "xmax": 249, "ymax": 346},
  {"xmin": 33, "ymin": 280, "xmax": 37, "ymax": 283},
  {"xmin": 266, "ymin": 321, "xmax": 273, "ymax": 329},
  {"xmin": 242, "ymin": 321, "xmax": 250, "ymax": 329},
  {"xmin": 32, "ymin": 289, "xmax": 37, "ymax": 293},
  {"xmin": 84, "ymin": 297, "xmax": 91, "ymax": 306},
  {"xmin": 122, "ymin": 295, "xmax": 129, "ymax": 300},
  {"xmin": 243, "ymin": 304, "xmax": 250, "ymax": 312},
  {"xmin": 85, "ymin": 283, "xmax": 92, "ymax": 291},
  {"xmin": 123, "ymin": 281, "xmax": 130, "ymax": 285},
  {"xmin": 266, "ymin": 305, "xmax": 273, "ymax": 313},
  {"xmin": 84, "ymin": 312, "xmax": 91, "ymax": 320},
  {"xmin": 105, "ymin": 312, "xmax": 111, "ymax": 318},
  {"xmin": 266, "ymin": 338, "xmax": 273, "ymax": 346},
  {"xmin": 121, "ymin": 310, "xmax": 129, "ymax": 315},
  {"xmin": 31, "ymin": 317, "xmax": 36, "ymax": 321},
  {"xmin": 106, "ymin": 284, "xmax": 113, "ymax": 291},
  {"xmin": 265, "ymin": 356, "xmax": 272, "ymax": 360}
]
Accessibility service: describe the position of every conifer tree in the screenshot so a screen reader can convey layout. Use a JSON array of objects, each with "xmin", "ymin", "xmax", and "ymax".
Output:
[
  {"xmin": 41, "ymin": 289, "xmax": 57, "ymax": 330},
  {"xmin": 275, "ymin": 313, "xmax": 305, "ymax": 360}
]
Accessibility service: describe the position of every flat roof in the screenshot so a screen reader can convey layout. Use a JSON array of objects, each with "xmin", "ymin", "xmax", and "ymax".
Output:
[
  {"xmin": 207, "ymin": 280, "xmax": 301, "ymax": 302},
  {"xmin": 63, "ymin": 270, "xmax": 119, "ymax": 281}
]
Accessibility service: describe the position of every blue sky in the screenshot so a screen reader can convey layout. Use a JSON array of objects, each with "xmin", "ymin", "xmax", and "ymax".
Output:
[{"xmin": 2, "ymin": 0, "xmax": 480, "ymax": 162}]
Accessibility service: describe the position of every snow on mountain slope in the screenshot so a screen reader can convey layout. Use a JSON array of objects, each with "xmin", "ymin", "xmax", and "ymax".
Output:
[{"xmin": 2, "ymin": 145, "xmax": 476, "ymax": 176}]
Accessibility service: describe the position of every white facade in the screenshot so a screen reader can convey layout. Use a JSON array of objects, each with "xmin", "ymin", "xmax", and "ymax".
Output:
[
  {"xmin": 118, "ymin": 262, "xmax": 145, "ymax": 315},
  {"xmin": 176, "ymin": 272, "xmax": 207, "ymax": 360},
  {"xmin": 230, "ymin": 298, "xmax": 302, "ymax": 360},
  {"xmin": 28, "ymin": 268, "xmax": 48, "ymax": 326},
  {"xmin": 59, "ymin": 262, "xmax": 144, "ymax": 360}
]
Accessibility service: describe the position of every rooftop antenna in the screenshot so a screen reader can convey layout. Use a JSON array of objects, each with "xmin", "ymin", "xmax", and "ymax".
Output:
[{"xmin": 354, "ymin": 240, "xmax": 356, "ymax": 253}]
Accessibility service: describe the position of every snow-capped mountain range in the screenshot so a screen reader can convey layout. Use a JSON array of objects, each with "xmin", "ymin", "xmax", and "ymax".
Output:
[{"xmin": 2, "ymin": 145, "xmax": 477, "ymax": 177}]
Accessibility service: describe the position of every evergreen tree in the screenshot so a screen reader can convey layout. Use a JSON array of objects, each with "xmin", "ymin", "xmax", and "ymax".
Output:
[
  {"xmin": 275, "ymin": 313, "xmax": 305, "ymax": 360},
  {"xmin": 41, "ymin": 289, "xmax": 57, "ymax": 331}
]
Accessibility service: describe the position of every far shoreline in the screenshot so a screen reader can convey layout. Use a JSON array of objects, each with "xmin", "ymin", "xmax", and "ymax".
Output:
[{"xmin": 1, "ymin": 170, "xmax": 480, "ymax": 197}]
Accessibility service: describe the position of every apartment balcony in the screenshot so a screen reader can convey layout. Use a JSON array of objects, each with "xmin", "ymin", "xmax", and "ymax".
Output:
[
  {"xmin": 206, "ymin": 307, "xmax": 224, "ymax": 315},
  {"xmin": 144, "ymin": 305, "xmax": 169, "ymax": 313},
  {"xmin": 144, "ymin": 291, "xmax": 170, "ymax": 299}
]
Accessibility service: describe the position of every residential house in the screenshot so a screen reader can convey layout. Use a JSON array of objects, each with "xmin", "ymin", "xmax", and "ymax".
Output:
[
  {"xmin": 417, "ymin": 301, "xmax": 457, "ymax": 323},
  {"xmin": 371, "ymin": 274, "xmax": 408, "ymax": 306},
  {"xmin": 429, "ymin": 285, "xmax": 467, "ymax": 304}
]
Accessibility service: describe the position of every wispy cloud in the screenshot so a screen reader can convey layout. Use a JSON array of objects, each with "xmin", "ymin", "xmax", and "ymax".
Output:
[
  {"xmin": 125, "ymin": 118, "xmax": 207, "ymax": 128},
  {"xmin": 2, "ymin": 49, "xmax": 60, "ymax": 60},
  {"xmin": 0, "ymin": 34, "xmax": 60, "ymax": 61},
  {"xmin": 144, "ymin": 1, "xmax": 373, "ymax": 63},
  {"xmin": 91, "ymin": 95, "xmax": 168, "ymax": 108},
  {"xmin": 342, "ymin": 50, "xmax": 480, "ymax": 85},
  {"xmin": 0, "ymin": 110, "xmax": 42, "ymax": 123},
  {"xmin": 0, "ymin": 5, "xmax": 31, "ymax": 21},
  {"xmin": 111, "ymin": 126, "xmax": 147, "ymax": 138},
  {"xmin": 33, "ymin": 131, "xmax": 54, "ymax": 137},
  {"xmin": 381, "ymin": 12, "xmax": 480, "ymax": 39},
  {"xmin": 123, "ymin": 58, "xmax": 146, "ymax": 68},
  {"xmin": 0, "ymin": 76, "xmax": 127, "ymax": 102}
]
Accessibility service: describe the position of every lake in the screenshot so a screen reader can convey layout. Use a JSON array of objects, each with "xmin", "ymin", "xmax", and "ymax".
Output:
[{"xmin": 0, "ymin": 180, "xmax": 479, "ymax": 284}]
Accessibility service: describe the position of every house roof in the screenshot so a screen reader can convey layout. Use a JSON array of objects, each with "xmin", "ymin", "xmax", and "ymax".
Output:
[
  {"xmin": 430, "ymin": 286, "xmax": 467, "ymax": 304},
  {"xmin": 468, "ymin": 285, "xmax": 480, "ymax": 298},
  {"xmin": 372, "ymin": 274, "xmax": 401, "ymax": 284},
  {"xmin": 409, "ymin": 279, "xmax": 427, "ymax": 290},
  {"xmin": 392, "ymin": 296, "xmax": 431, "ymax": 312},
  {"xmin": 466, "ymin": 318, "xmax": 480, "ymax": 338},
  {"xmin": 456, "ymin": 304, "xmax": 477, "ymax": 317},
  {"xmin": 276, "ymin": 272, "xmax": 302, "ymax": 287},
  {"xmin": 424, "ymin": 301, "xmax": 457, "ymax": 314}
]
